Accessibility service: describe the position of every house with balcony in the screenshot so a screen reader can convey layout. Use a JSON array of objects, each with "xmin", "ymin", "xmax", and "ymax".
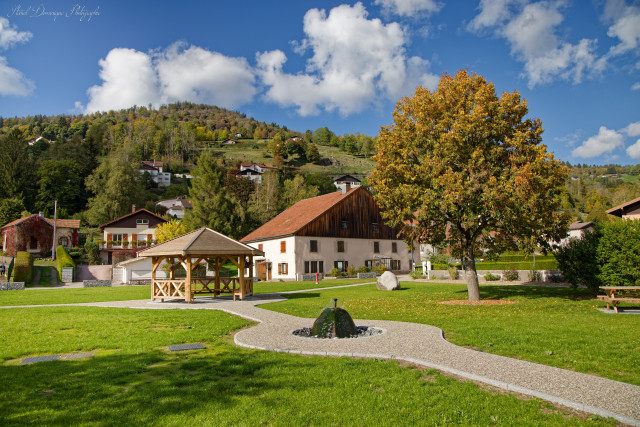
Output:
[
  {"xmin": 98, "ymin": 208, "xmax": 167, "ymax": 264},
  {"xmin": 240, "ymin": 186, "xmax": 417, "ymax": 280}
]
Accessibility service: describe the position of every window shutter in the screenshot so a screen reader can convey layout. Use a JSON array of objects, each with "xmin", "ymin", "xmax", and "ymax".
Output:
[
  {"xmin": 147, "ymin": 234, "xmax": 152, "ymax": 241},
  {"xmin": 278, "ymin": 264, "xmax": 282, "ymax": 275},
  {"xmin": 132, "ymin": 233, "xmax": 137, "ymax": 242},
  {"xmin": 107, "ymin": 233, "xmax": 112, "ymax": 248},
  {"xmin": 123, "ymin": 234, "xmax": 128, "ymax": 242},
  {"xmin": 304, "ymin": 261, "xmax": 309, "ymax": 274},
  {"xmin": 319, "ymin": 261, "xmax": 324, "ymax": 273},
  {"xmin": 281, "ymin": 241, "xmax": 286, "ymax": 253}
]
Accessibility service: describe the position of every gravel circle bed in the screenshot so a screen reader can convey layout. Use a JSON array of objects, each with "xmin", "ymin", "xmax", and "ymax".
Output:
[
  {"xmin": 292, "ymin": 326, "xmax": 385, "ymax": 338},
  {"xmin": 439, "ymin": 299, "xmax": 516, "ymax": 306}
]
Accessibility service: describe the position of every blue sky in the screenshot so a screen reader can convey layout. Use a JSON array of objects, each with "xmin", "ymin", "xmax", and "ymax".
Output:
[{"xmin": 0, "ymin": 0, "xmax": 639, "ymax": 165}]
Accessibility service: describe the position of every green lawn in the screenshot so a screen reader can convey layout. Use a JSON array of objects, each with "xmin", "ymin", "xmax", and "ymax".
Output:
[
  {"xmin": 260, "ymin": 282, "xmax": 640, "ymax": 386},
  {"xmin": 0, "ymin": 307, "xmax": 611, "ymax": 425},
  {"xmin": 0, "ymin": 279, "xmax": 371, "ymax": 306}
]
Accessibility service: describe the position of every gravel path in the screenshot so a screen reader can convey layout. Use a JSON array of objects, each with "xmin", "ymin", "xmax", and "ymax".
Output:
[{"xmin": 5, "ymin": 289, "xmax": 639, "ymax": 425}]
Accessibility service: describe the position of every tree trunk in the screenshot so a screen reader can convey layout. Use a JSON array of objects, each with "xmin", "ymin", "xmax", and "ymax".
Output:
[{"xmin": 462, "ymin": 244, "xmax": 481, "ymax": 301}]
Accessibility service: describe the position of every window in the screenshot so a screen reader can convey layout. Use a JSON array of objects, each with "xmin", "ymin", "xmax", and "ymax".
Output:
[
  {"xmin": 310, "ymin": 240, "xmax": 318, "ymax": 252},
  {"xmin": 280, "ymin": 241, "xmax": 286, "ymax": 253},
  {"xmin": 112, "ymin": 234, "xmax": 123, "ymax": 243},
  {"xmin": 372, "ymin": 222, "xmax": 378, "ymax": 233},
  {"xmin": 374, "ymin": 241, "xmax": 380, "ymax": 253},
  {"xmin": 392, "ymin": 260, "xmax": 401, "ymax": 270},
  {"xmin": 136, "ymin": 219, "xmax": 149, "ymax": 225},
  {"xmin": 278, "ymin": 263, "xmax": 288, "ymax": 275},
  {"xmin": 258, "ymin": 243, "xmax": 263, "ymax": 252},
  {"xmin": 392, "ymin": 242, "xmax": 397, "ymax": 253},
  {"xmin": 334, "ymin": 260, "xmax": 348, "ymax": 272},
  {"xmin": 305, "ymin": 261, "xmax": 323, "ymax": 274},
  {"xmin": 337, "ymin": 241, "xmax": 345, "ymax": 252},
  {"xmin": 341, "ymin": 220, "xmax": 348, "ymax": 230}
]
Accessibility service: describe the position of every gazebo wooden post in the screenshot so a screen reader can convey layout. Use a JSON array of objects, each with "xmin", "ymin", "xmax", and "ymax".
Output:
[
  {"xmin": 185, "ymin": 256, "xmax": 192, "ymax": 303},
  {"xmin": 238, "ymin": 255, "xmax": 245, "ymax": 301},
  {"xmin": 248, "ymin": 255, "xmax": 253, "ymax": 296},
  {"xmin": 214, "ymin": 256, "xmax": 220, "ymax": 298},
  {"xmin": 151, "ymin": 256, "xmax": 158, "ymax": 301}
]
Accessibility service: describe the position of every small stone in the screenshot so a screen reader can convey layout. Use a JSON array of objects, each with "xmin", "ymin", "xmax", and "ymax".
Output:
[{"xmin": 376, "ymin": 271, "xmax": 400, "ymax": 291}]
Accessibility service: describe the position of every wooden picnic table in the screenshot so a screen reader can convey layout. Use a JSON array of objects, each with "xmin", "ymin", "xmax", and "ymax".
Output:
[{"xmin": 598, "ymin": 286, "xmax": 640, "ymax": 313}]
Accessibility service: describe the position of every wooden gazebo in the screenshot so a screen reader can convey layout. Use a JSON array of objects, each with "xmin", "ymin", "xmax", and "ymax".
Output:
[{"xmin": 138, "ymin": 228, "xmax": 264, "ymax": 303}]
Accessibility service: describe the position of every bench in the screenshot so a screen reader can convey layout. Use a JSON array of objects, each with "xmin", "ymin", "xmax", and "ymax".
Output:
[{"xmin": 598, "ymin": 286, "xmax": 640, "ymax": 313}]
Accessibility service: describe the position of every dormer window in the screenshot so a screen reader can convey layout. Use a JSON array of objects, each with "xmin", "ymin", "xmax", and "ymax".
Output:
[{"xmin": 137, "ymin": 219, "xmax": 149, "ymax": 225}]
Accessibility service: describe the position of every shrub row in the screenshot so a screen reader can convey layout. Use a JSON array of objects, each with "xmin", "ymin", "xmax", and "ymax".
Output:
[
  {"xmin": 56, "ymin": 245, "xmax": 75, "ymax": 280},
  {"xmin": 12, "ymin": 251, "xmax": 34, "ymax": 283}
]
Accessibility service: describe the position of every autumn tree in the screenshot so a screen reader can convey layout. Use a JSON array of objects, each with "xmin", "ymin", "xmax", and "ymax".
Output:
[
  {"xmin": 371, "ymin": 70, "xmax": 570, "ymax": 301},
  {"xmin": 155, "ymin": 218, "xmax": 188, "ymax": 243}
]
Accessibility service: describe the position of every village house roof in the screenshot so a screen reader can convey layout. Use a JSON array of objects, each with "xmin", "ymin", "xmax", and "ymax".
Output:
[
  {"xmin": 142, "ymin": 160, "xmax": 164, "ymax": 168},
  {"xmin": 334, "ymin": 174, "xmax": 361, "ymax": 183},
  {"xmin": 140, "ymin": 163, "xmax": 159, "ymax": 172},
  {"xmin": 138, "ymin": 227, "xmax": 264, "ymax": 257},
  {"xmin": 99, "ymin": 209, "xmax": 167, "ymax": 230},
  {"xmin": 568, "ymin": 221, "xmax": 594, "ymax": 230},
  {"xmin": 606, "ymin": 196, "xmax": 640, "ymax": 217},
  {"xmin": 1, "ymin": 214, "xmax": 80, "ymax": 230},
  {"xmin": 240, "ymin": 187, "xmax": 359, "ymax": 242},
  {"xmin": 156, "ymin": 196, "xmax": 192, "ymax": 209}
]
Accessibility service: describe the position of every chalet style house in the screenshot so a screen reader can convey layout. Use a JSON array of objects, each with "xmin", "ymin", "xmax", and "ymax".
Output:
[
  {"xmin": 333, "ymin": 174, "xmax": 361, "ymax": 192},
  {"xmin": 98, "ymin": 208, "xmax": 167, "ymax": 264},
  {"xmin": 607, "ymin": 196, "xmax": 640, "ymax": 220},
  {"xmin": 1, "ymin": 214, "xmax": 80, "ymax": 257},
  {"xmin": 240, "ymin": 186, "xmax": 416, "ymax": 280}
]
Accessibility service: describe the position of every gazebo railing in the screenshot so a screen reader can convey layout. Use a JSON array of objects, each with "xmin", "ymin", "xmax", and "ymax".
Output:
[{"xmin": 152, "ymin": 279, "xmax": 186, "ymax": 300}]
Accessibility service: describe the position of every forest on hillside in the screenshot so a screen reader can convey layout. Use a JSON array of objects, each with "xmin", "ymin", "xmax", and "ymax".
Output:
[{"xmin": 0, "ymin": 103, "xmax": 376, "ymax": 235}]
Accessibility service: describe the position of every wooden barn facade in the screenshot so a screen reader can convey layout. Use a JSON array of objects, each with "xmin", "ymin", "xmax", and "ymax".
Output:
[{"xmin": 240, "ymin": 186, "xmax": 417, "ymax": 280}]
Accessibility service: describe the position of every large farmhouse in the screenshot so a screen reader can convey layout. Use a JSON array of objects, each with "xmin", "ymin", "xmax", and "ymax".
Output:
[{"xmin": 240, "ymin": 186, "xmax": 417, "ymax": 280}]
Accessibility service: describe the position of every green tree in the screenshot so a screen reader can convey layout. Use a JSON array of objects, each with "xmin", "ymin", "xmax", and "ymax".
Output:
[
  {"xmin": 371, "ymin": 70, "xmax": 570, "ymax": 301},
  {"xmin": 183, "ymin": 152, "xmax": 248, "ymax": 239},
  {"xmin": 280, "ymin": 175, "xmax": 320, "ymax": 210},
  {"xmin": 305, "ymin": 143, "xmax": 321, "ymax": 163},
  {"xmin": 597, "ymin": 219, "xmax": 640, "ymax": 287},
  {"xmin": 248, "ymin": 170, "xmax": 281, "ymax": 224},
  {"xmin": 0, "ymin": 198, "xmax": 25, "ymax": 227},
  {"xmin": 36, "ymin": 159, "xmax": 84, "ymax": 215},
  {"xmin": 84, "ymin": 147, "xmax": 144, "ymax": 226},
  {"xmin": 0, "ymin": 129, "xmax": 35, "ymax": 208},
  {"xmin": 555, "ymin": 227, "xmax": 602, "ymax": 294}
]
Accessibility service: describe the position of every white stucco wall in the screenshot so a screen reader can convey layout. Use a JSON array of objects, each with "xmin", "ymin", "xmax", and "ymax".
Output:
[{"xmin": 247, "ymin": 236, "xmax": 418, "ymax": 280}]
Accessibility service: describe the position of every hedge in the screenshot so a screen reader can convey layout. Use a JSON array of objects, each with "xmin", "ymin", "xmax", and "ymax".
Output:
[
  {"xmin": 56, "ymin": 245, "xmax": 75, "ymax": 280},
  {"xmin": 12, "ymin": 251, "xmax": 34, "ymax": 283}
]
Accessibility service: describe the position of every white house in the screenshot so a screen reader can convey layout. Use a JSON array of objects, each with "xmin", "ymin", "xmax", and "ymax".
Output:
[
  {"xmin": 140, "ymin": 160, "xmax": 171, "ymax": 187},
  {"xmin": 333, "ymin": 174, "xmax": 361, "ymax": 192},
  {"xmin": 240, "ymin": 186, "xmax": 417, "ymax": 280},
  {"xmin": 155, "ymin": 196, "xmax": 192, "ymax": 219}
]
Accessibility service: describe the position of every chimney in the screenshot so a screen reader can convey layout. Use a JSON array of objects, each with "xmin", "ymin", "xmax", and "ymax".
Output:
[
  {"xmin": 342, "ymin": 183, "xmax": 351, "ymax": 194},
  {"xmin": 132, "ymin": 204, "xmax": 136, "ymax": 213}
]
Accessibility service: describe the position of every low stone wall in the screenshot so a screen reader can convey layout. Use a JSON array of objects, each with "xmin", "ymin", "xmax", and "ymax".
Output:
[
  {"xmin": 61, "ymin": 267, "xmax": 74, "ymax": 283},
  {"xmin": 0, "ymin": 281, "xmax": 24, "ymax": 291},
  {"xmin": 357, "ymin": 272, "xmax": 377, "ymax": 279},
  {"xmin": 83, "ymin": 280, "xmax": 112, "ymax": 287},
  {"xmin": 419, "ymin": 269, "xmax": 564, "ymax": 283}
]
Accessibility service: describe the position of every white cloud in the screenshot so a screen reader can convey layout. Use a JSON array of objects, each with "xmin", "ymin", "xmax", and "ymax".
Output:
[
  {"xmin": 632, "ymin": 82, "xmax": 640, "ymax": 90},
  {"xmin": 603, "ymin": 0, "xmax": 640, "ymax": 56},
  {"xmin": 0, "ymin": 18, "xmax": 33, "ymax": 96},
  {"xmin": 257, "ymin": 2, "xmax": 438, "ymax": 116},
  {"xmin": 468, "ymin": 1, "xmax": 603, "ymax": 87},
  {"xmin": 626, "ymin": 139, "xmax": 640, "ymax": 158},
  {"xmin": 374, "ymin": 0, "xmax": 441, "ymax": 17},
  {"xmin": 156, "ymin": 43, "xmax": 256, "ymax": 107},
  {"xmin": 0, "ymin": 56, "xmax": 34, "ymax": 96},
  {"xmin": 85, "ymin": 48, "xmax": 161, "ymax": 113},
  {"xmin": 0, "ymin": 17, "xmax": 32, "ymax": 50},
  {"xmin": 571, "ymin": 126, "xmax": 624, "ymax": 158},
  {"xmin": 622, "ymin": 121, "xmax": 640, "ymax": 137},
  {"xmin": 83, "ymin": 43, "xmax": 256, "ymax": 113}
]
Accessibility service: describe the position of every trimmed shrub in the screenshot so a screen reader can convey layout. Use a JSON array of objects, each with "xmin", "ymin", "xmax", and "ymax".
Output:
[
  {"xmin": 56, "ymin": 245, "xmax": 75, "ymax": 280},
  {"xmin": 7, "ymin": 257, "xmax": 14, "ymax": 281},
  {"xmin": 483, "ymin": 272, "xmax": 500, "ymax": 281},
  {"xmin": 375, "ymin": 265, "xmax": 387, "ymax": 275},
  {"xmin": 329, "ymin": 267, "xmax": 342, "ymax": 277},
  {"xmin": 597, "ymin": 220, "xmax": 640, "ymax": 287},
  {"xmin": 555, "ymin": 227, "xmax": 602, "ymax": 294},
  {"xmin": 12, "ymin": 251, "xmax": 34, "ymax": 283},
  {"xmin": 357, "ymin": 265, "xmax": 370, "ymax": 273},
  {"xmin": 84, "ymin": 240, "xmax": 101, "ymax": 265}
]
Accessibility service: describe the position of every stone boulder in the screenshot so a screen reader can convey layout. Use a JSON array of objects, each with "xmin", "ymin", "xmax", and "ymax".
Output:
[{"xmin": 376, "ymin": 271, "xmax": 400, "ymax": 291}]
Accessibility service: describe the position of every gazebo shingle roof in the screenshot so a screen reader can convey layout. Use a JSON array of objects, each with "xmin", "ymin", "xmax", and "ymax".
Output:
[{"xmin": 138, "ymin": 227, "xmax": 264, "ymax": 257}]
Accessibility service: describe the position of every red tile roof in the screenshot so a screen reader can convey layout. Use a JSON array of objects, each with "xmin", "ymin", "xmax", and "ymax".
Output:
[
  {"xmin": 240, "ymin": 187, "xmax": 359, "ymax": 242},
  {"xmin": 1, "ymin": 215, "xmax": 80, "ymax": 229}
]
